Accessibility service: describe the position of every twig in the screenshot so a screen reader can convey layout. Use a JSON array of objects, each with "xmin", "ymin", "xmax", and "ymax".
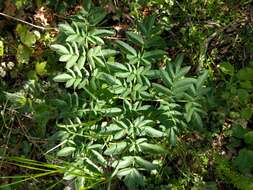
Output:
[
  {"xmin": 103, "ymin": 36, "xmax": 126, "ymax": 40},
  {"xmin": 0, "ymin": 12, "xmax": 56, "ymax": 31}
]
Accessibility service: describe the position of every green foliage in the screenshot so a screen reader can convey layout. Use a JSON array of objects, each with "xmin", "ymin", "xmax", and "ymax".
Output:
[
  {"xmin": 233, "ymin": 149, "xmax": 253, "ymax": 174},
  {"xmin": 1, "ymin": 0, "xmax": 252, "ymax": 189},
  {"xmin": 0, "ymin": 40, "xmax": 4, "ymax": 57},
  {"xmin": 215, "ymin": 155, "xmax": 253, "ymax": 190},
  {"xmin": 15, "ymin": 24, "xmax": 38, "ymax": 64},
  {"xmin": 16, "ymin": 24, "xmax": 37, "ymax": 47},
  {"xmin": 15, "ymin": 0, "xmax": 28, "ymax": 9},
  {"xmin": 47, "ymin": 4, "xmax": 208, "ymax": 189},
  {"xmin": 244, "ymin": 132, "xmax": 253, "ymax": 145}
]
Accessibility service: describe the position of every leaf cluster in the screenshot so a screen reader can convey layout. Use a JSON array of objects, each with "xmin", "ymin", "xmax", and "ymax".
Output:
[{"xmin": 50, "ymin": 4, "xmax": 208, "ymax": 189}]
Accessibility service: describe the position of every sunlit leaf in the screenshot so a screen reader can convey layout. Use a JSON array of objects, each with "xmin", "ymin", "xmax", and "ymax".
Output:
[
  {"xmin": 53, "ymin": 73, "xmax": 72, "ymax": 82},
  {"xmin": 57, "ymin": 147, "xmax": 76, "ymax": 157},
  {"xmin": 104, "ymin": 142, "xmax": 128, "ymax": 156},
  {"xmin": 115, "ymin": 40, "xmax": 137, "ymax": 56}
]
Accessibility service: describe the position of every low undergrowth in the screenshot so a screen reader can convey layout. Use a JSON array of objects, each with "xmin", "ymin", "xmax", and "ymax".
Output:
[{"xmin": 0, "ymin": 0, "xmax": 253, "ymax": 189}]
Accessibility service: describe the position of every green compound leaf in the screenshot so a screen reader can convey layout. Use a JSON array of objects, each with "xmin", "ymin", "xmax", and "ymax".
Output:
[
  {"xmin": 115, "ymin": 40, "xmax": 137, "ymax": 56},
  {"xmin": 139, "ymin": 142, "xmax": 166, "ymax": 154},
  {"xmin": 104, "ymin": 142, "xmax": 128, "ymax": 156},
  {"xmin": 57, "ymin": 147, "xmax": 76, "ymax": 157},
  {"xmin": 126, "ymin": 31, "xmax": 144, "ymax": 46},
  {"xmin": 51, "ymin": 44, "xmax": 69, "ymax": 55},
  {"xmin": 123, "ymin": 168, "xmax": 144, "ymax": 189},
  {"xmin": 53, "ymin": 73, "xmax": 73, "ymax": 82}
]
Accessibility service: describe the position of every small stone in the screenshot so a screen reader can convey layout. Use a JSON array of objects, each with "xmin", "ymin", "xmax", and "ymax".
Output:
[
  {"xmin": 7, "ymin": 61, "xmax": 15, "ymax": 70},
  {"xmin": 1, "ymin": 62, "xmax": 6, "ymax": 68},
  {"xmin": 0, "ymin": 67, "xmax": 6, "ymax": 77}
]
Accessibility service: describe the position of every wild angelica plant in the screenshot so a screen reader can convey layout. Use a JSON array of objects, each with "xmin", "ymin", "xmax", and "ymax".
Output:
[{"xmin": 50, "ymin": 3, "xmax": 208, "ymax": 189}]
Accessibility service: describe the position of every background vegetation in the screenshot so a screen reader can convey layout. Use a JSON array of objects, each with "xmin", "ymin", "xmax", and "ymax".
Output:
[{"xmin": 0, "ymin": 0, "xmax": 253, "ymax": 189}]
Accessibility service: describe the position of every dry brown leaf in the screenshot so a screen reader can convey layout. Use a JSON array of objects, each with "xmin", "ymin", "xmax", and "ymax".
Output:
[{"xmin": 34, "ymin": 7, "xmax": 54, "ymax": 26}]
